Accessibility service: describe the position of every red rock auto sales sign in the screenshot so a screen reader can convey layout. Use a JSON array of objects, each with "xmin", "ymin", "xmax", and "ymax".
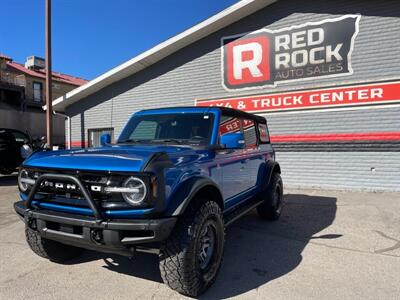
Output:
[
  {"xmin": 196, "ymin": 81, "xmax": 400, "ymax": 113},
  {"xmin": 222, "ymin": 15, "xmax": 360, "ymax": 90}
]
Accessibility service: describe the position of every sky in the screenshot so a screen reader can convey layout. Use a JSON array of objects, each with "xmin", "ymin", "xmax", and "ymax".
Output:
[{"xmin": 0, "ymin": 0, "xmax": 238, "ymax": 80}]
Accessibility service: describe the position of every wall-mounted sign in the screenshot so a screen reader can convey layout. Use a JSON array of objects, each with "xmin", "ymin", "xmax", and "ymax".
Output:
[
  {"xmin": 222, "ymin": 15, "xmax": 360, "ymax": 90},
  {"xmin": 196, "ymin": 81, "xmax": 400, "ymax": 113}
]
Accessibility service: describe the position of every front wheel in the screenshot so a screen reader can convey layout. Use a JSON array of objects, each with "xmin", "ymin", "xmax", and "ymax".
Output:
[
  {"xmin": 159, "ymin": 200, "xmax": 225, "ymax": 297},
  {"xmin": 257, "ymin": 172, "xmax": 283, "ymax": 221},
  {"xmin": 25, "ymin": 226, "xmax": 84, "ymax": 263}
]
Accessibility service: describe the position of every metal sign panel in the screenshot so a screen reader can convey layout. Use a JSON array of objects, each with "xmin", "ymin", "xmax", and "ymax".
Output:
[
  {"xmin": 222, "ymin": 15, "xmax": 361, "ymax": 90},
  {"xmin": 196, "ymin": 81, "xmax": 400, "ymax": 113}
]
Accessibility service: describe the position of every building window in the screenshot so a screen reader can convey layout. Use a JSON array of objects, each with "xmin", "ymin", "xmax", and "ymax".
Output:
[
  {"xmin": 88, "ymin": 128, "xmax": 114, "ymax": 148},
  {"xmin": 33, "ymin": 82, "xmax": 42, "ymax": 102}
]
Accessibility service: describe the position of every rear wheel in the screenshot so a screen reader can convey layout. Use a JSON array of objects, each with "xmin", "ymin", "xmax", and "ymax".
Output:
[
  {"xmin": 25, "ymin": 226, "xmax": 84, "ymax": 263},
  {"xmin": 257, "ymin": 172, "xmax": 283, "ymax": 221},
  {"xmin": 159, "ymin": 200, "xmax": 225, "ymax": 297}
]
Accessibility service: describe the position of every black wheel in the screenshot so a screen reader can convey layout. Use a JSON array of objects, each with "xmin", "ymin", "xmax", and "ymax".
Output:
[
  {"xmin": 25, "ymin": 226, "xmax": 84, "ymax": 263},
  {"xmin": 159, "ymin": 200, "xmax": 225, "ymax": 297},
  {"xmin": 257, "ymin": 172, "xmax": 283, "ymax": 221}
]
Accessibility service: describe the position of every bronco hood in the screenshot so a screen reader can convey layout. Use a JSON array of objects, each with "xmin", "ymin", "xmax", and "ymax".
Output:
[{"xmin": 23, "ymin": 145, "xmax": 192, "ymax": 172}]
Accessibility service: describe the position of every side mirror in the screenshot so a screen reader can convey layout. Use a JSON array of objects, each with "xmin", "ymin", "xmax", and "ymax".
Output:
[
  {"xmin": 100, "ymin": 134, "xmax": 111, "ymax": 146},
  {"xmin": 220, "ymin": 132, "xmax": 245, "ymax": 149}
]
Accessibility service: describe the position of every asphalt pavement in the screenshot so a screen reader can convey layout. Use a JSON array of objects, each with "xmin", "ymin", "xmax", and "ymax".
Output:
[{"xmin": 0, "ymin": 174, "xmax": 399, "ymax": 299}]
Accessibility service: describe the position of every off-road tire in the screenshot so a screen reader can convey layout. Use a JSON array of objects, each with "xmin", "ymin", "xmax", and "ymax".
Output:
[
  {"xmin": 25, "ymin": 226, "xmax": 84, "ymax": 263},
  {"xmin": 257, "ymin": 172, "xmax": 283, "ymax": 221},
  {"xmin": 159, "ymin": 200, "xmax": 225, "ymax": 297}
]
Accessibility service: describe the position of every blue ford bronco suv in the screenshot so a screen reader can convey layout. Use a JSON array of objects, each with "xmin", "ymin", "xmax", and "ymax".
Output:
[{"xmin": 14, "ymin": 106, "xmax": 283, "ymax": 297}]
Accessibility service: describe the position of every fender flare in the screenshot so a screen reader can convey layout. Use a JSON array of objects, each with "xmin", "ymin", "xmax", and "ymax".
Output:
[
  {"xmin": 260, "ymin": 161, "xmax": 281, "ymax": 191},
  {"xmin": 166, "ymin": 177, "xmax": 224, "ymax": 216}
]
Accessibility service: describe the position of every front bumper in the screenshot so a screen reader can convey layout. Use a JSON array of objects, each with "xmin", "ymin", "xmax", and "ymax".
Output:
[{"xmin": 14, "ymin": 201, "xmax": 177, "ymax": 256}]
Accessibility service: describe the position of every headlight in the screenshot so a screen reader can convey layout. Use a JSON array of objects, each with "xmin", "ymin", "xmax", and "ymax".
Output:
[
  {"xmin": 122, "ymin": 177, "xmax": 147, "ymax": 205},
  {"xmin": 104, "ymin": 176, "xmax": 147, "ymax": 206},
  {"xmin": 18, "ymin": 169, "xmax": 35, "ymax": 192}
]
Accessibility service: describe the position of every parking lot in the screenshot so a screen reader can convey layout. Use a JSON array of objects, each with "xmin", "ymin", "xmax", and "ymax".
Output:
[{"xmin": 0, "ymin": 175, "xmax": 399, "ymax": 300}]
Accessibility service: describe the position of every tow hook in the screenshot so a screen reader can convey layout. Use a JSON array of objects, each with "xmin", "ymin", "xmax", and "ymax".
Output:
[{"xmin": 90, "ymin": 229, "xmax": 104, "ymax": 245}]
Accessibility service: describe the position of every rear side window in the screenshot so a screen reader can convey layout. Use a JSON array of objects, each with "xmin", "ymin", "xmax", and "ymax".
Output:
[
  {"xmin": 258, "ymin": 123, "xmax": 270, "ymax": 143},
  {"xmin": 242, "ymin": 119, "xmax": 257, "ymax": 148}
]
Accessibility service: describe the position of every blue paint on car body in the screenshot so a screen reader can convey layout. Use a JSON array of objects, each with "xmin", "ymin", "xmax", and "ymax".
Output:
[
  {"xmin": 19, "ymin": 107, "xmax": 278, "ymax": 218},
  {"xmin": 14, "ymin": 106, "xmax": 282, "ymax": 295}
]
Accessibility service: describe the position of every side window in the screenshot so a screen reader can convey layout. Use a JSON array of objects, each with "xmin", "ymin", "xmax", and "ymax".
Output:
[
  {"xmin": 130, "ymin": 120, "xmax": 158, "ymax": 139},
  {"xmin": 33, "ymin": 82, "xmax": 43, "ymax": 102},
  {"xmin": 241, "ymin": 119, "xmax": 257, "ymax": 148},
  {"xmin": 11, "ymin": 130, "xmax": 29, "ymax": 143},
  {"xmin": 219, "ymin": 115, "xmax": 242, "ymax": 136},
  {"xmin": 258, "ymin": 123, "xmax": 270, "ymax": 143}
]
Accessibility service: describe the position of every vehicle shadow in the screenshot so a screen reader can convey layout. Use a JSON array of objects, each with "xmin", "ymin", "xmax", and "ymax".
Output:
[
  {"xmin": 70, "ymin": 193, "xmax": 338, "ymax": 297},
  {"xmin": 0, "ymin": 174, "xmax": 17, "ymax": 186},
  {"xmin": 203, "ymin": 193, "xmax": 338, "ymax": 298},
  {"xmin": 67, "ymin": 248, "xmax": 163, "ymax": 283}
]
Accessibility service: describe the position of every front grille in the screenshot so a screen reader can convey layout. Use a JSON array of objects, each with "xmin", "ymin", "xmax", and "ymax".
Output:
[{"xmin": 26, "ymin": 169, "xmax": 133, "ymax": 210}]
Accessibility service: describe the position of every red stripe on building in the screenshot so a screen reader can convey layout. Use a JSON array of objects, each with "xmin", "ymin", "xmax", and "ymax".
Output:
[
  {"xmin": 270, "ymin": 132, "xmax": 400, "ymax": 143},
  {"xmin": 70, "ymin": 132, "xmax": 400, "ymax": 147},
  {"xmin": 70, "ymin": 141, "xmax": 87, "ymax": 147}
]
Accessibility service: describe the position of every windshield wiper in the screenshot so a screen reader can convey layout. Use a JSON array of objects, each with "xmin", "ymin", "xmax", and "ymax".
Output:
[
  {"xmin": 150, "ymin": 139, "xmax": 183, "ymax": 144},
  {"xmin": 118, "ymin": 139, "xmax": 151, "ymax": 144},
  {"xmin": 118, "ymin": 138, "xmax": 184, "ymax": 145}
]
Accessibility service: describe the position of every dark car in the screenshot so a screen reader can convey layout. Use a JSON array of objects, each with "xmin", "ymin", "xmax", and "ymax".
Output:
[
  {"xmin": 14, "ymin": 107, "xmax": 283, "ymax": 296},
  {"xmin": 0, "ymin": 128, "xmax": 32, "ymax": 174}
]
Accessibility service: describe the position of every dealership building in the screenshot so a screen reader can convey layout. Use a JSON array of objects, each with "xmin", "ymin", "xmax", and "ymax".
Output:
[{"xmin": 51, "ymin": 0, "xmax": 400, "ymax": 191}]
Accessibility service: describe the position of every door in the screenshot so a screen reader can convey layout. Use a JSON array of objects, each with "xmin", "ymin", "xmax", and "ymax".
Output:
[
  {"xmin": 241, "ymin": 119, "xmax": 263, "ymax": 191},
  {"xmin": 217, "ymin": 115, "xmax": 248, "ymax": 200}
]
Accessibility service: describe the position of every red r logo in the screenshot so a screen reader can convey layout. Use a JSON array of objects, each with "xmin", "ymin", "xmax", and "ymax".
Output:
[{"xmin": 224, "ymin": 34, "xmax": 271, "ymax": 88}]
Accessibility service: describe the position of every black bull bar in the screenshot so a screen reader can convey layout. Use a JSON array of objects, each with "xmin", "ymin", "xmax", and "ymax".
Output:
[
  {"xmin": 25, "ymin": 173, "xmax": 103, "ymax": 221},
  {"xmin": 16, "ymin": 173, "xmax": 177, "ymax": 254}
]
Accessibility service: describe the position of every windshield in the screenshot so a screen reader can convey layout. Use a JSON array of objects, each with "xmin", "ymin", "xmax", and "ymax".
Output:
[{"xmin": 118, "ymin": 113, "xmax": 215, "ymax": 145}]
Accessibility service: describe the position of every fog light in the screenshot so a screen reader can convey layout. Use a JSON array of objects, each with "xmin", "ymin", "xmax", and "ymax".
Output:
[{"xmin": 90, "ymin": 229, "xmax": 103, "ymax": 245}]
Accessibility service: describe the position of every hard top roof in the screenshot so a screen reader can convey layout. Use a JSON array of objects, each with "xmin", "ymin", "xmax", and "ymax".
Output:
[{"xmin": 137, "ymin": 106, "xmax": 267, "ymax": 124}]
